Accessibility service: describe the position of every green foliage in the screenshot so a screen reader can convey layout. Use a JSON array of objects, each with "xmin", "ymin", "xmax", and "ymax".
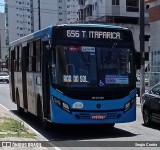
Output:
[
  {"xmin": 0, "ymin": 117, "xmax": 35, "ymax": 138},
  {"xmin": 0, "ymin": 117, "xmax": 25, "ymax": 133}
]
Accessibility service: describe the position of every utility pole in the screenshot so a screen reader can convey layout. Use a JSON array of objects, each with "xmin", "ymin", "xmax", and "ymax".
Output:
[
  {"xmin": 0, "ymin": 30, "xmax": 1, "ymax": 71},
  {"xmin": 140, "ymin": 0, "xmax": 145, "ymax": 102},
  {"xmin": 38, "ymin": 0, "xmax": 41, "ymax": 30}
]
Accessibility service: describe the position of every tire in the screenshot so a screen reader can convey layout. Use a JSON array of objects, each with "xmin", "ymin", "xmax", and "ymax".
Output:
[
  {"xmin": 37, "ymin": 100, "xmax": 49, "ymax": 129},
  {"xmin": 107, "ymin": 123, "xmax": 115, "ymax": 128},
  {"xmin": 16, "ymin": 92, "xmax": 24, "ymax": 114},
  {"xmin": 143, "ymin": 107, "xmax": 152, "ymax": 126}
]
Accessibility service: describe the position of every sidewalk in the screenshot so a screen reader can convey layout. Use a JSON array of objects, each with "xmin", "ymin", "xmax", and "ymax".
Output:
[
  {"xmin": 136, "ymin": 96, "xmax": 141, "ymax": 106},
  {"xmin": 0, "ymin": 104, "xmax": 50, "ymax": 150}
]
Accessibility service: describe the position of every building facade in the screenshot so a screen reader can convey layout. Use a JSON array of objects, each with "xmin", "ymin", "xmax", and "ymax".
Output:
[
  {"xmin": 5, "ymin": 0, "xmax": 78, "ymax": 43},
  {"xmin": 0, "ymin": 12, "xmax": 8, "ymax": 63},
  {"xmin": 145, "ymin": 0, "xmax": 160, "ymax": 86},
  {"xmin": 76, "ymin": 0, "xmax": 150, "ymax": 53}
]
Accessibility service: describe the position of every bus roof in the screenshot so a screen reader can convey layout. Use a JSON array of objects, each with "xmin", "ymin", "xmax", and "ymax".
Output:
[
  {"xmin": 57, "ymin": 23, "xmax": 124, "ymax": 29},
  {"xmin": 9, "ymin": 26, "xmax": 53, "ymax": 47},
  {"xmin": 9, "ymin": 24, "xmax": 128, "ymax": 47}
]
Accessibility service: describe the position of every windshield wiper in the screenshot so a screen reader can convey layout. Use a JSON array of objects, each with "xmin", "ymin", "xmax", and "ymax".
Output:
[{"xmin": 103, "ymin": 43, "xmax": 118, "ymax": 64}]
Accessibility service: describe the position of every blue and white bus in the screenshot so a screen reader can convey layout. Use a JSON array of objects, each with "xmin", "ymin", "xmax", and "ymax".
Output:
[{"xmin": 9, "ymin": 24, "xmax": 136, "ymax": 128}]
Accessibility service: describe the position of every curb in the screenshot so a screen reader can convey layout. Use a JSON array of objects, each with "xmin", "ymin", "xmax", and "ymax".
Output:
[{"xmin": 0, "ymin": 104, "xmax": 47, "ymax": 141}]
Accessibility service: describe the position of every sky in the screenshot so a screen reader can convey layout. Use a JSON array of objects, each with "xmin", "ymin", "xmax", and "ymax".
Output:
[{"xmin": 0, "ymin": 0, "xmax": 4, "ymax": 13}]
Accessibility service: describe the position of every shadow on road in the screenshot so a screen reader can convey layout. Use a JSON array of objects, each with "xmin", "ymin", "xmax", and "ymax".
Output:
[
  {"xmin": 141, "ymin": 123, "xmax": 160, "ymax": 131},
  {"xmin": 11, "ymin": 110, "xmax": 138, "ymax": 142}
]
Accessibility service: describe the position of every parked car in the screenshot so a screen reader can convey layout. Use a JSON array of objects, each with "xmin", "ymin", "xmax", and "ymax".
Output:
[
  {"xmin": 141, "ymin": 82, "xmax": 160, "ymax": 126},
  {"xmin": 0, "ymin": 72, "xmax": 9, "ymax": 83}
]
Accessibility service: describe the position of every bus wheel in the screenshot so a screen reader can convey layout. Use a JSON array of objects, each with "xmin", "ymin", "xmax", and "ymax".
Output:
[
  {"xmin": 16, "ymin": 92, "xmax": 24, "ymax": 114},
  {"xmin": 37, "ymin": 101, "xmax": 49, "ymax": 129},
  {"xmin": 143, "ymin": 107, "xmax": 152, "ymax": 126},
  {"xmin": 107, "ymin": 123, "xmax": 115, "ymax": 128}
]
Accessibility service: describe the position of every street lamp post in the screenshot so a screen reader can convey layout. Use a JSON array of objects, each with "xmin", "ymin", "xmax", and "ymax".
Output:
[
  {"xmin": 0, "ymin": 29, "xmax": 2, "ymax": 71},
  {"xmin": 140, "ymin": 0, "xmax": 145, "ymax": 102},
  {"xmin": 38, "ymin": 0, "xmax": 41, "ymax": 30}
]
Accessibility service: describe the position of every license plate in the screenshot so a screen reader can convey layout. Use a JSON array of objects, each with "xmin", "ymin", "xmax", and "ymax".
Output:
[{"xmin": 91, "ymin": 114, "xmax": 106, "ymax": 120}]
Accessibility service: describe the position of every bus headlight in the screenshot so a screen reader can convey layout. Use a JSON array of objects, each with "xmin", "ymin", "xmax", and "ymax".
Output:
[
  {"xmin": 125, "ymin": 102, "xmax": 131, "ymax": 111},
  {"xmin": 53, "ymin": 97, "xmax": 61, "ymax": 106},
  {"xmin": 124, "ymin": 98, "xmax": 136, "ymax": 112},
  {"xmin": 52, "ymin": 96, "xmax": 71, "ymax": 113},
  {"xmin": 62, "ymin": 102, "xmax": 70, "ymax": 113}
]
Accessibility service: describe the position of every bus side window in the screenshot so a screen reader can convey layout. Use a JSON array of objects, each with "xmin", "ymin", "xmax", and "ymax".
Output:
[
  {"xmin": 13, "ymin": 48, "xmax": 16, "ymax": 71},
  {"xmin": 51, "ymin": 47, "xmax": 56, "ymax": 83},
  {"xmin": 26, "ymin": 44, "xmax": 29, "ymax": 72},
  {"xmin": 29, "ymin": 42, "xmax": 36, "ymax": 72},
  {"xmin": 15, "ymin": 47, "xmax": 19, "ymax": 71},
  {"xmin": 29, "ymin": 43, "xmax": 32, "ymax": 72},
  {"xmin": 19, "ymin": 46, "xmax": 22, "ymax": 71},
  {"xmin": 35, "ymin": 40, "xmax": 41, "ymax": 72}
]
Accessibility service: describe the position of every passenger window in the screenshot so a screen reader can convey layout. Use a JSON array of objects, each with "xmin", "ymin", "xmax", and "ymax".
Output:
[
  {"xmin": 29, "ymin": 43, "xmax": 33, "ymax": 72},
  {"xmin": 35, "ymin": 40, "xmax": 41, "ymax": 72}
]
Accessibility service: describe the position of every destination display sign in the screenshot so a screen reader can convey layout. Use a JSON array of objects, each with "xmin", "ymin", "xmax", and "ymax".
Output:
[
  {"xmin": 54, "ymin": 27, "xmax": 131, "ymax": 41},
  {"xmin": 66, "ymin": 30, "xmax": 122, "ymax": 40}
]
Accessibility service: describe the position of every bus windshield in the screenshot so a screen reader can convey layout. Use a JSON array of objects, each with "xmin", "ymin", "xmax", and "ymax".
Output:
[{"xmin": 51, "ymin": 45, "xmax": 132, "ymax": 88}]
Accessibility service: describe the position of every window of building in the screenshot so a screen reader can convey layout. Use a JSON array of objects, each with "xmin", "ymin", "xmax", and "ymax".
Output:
[
  {"xmin": 95, "ymin": 2, "xmax": 98, "ymax": 10},
  {"xmin": 126, "ymin": 0, "xmax": 139, "ymax": 12},
  {"xmin": 112, "ymin": 0, "xmax": 119, "ymax": 5},
  {"xmin": 78, "ymin": 0, "xmax": 84, "ymax": 5}
]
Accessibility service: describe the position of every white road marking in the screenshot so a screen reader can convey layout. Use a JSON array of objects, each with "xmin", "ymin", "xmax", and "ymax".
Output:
[
  {"xmin": 54, "ymin": 147, "xmax": 62, "ymax": 150},
  {"xmin": 0, "ymin": 104, "xmax": 9, "ymax": 111}
]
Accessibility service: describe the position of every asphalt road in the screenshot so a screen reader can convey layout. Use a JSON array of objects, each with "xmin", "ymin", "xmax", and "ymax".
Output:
[
  {"xmin": 0, "ymin": 83, "xmax": 160, "ymax": 150},
  {"xmin": 0, "ymin": 83, "xmax": 17, "ymax": 110}
]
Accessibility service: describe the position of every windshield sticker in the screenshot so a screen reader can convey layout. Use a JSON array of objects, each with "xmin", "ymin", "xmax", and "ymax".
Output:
[
  {"xmin": 63, "ymin": 75, "xmax": 87, "ymax": 83},
  {"xmin": 99, "ymin": 80, "xmax": 105, "ymax": 86},
  {"xmin": 105, "ymin": 75, "xmax": 129, "ymax": 84},
  {"xmin": 73, "ymin": 75, "xmax": 79, "ymax": 82},
  {"xmin": 80, "ymin": 75, "xmax": 87, "ymax": 82},
  {"xmin": 81, "ymin": 47, "xmax": 95, "ymax": 53},
  {"xmin": 63, "ymin": 75, "xmax": 72, "ymax": 82}
]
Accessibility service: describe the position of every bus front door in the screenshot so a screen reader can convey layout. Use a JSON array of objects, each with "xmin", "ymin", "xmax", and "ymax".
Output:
[
  {"xmin": 21, "ymin": 46, "xmax": 28, "ymax": 110},
  {"xmin": 42, "ymin": 40, "xmax": 50, "ymax": 119}
]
